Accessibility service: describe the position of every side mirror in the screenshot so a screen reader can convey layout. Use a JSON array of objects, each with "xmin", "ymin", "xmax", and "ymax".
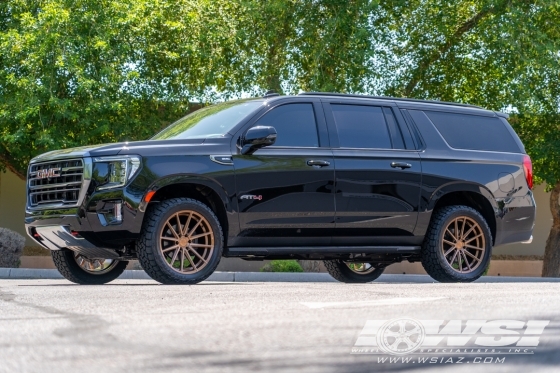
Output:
[{"xmin": 241, "ymin": 126, "xmax": 277, "ymax": 155}]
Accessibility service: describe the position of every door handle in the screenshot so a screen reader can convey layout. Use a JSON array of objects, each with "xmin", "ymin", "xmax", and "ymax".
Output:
[
  {"xmin": 307, "ymin": 160, "xmax": 331, "ymax": 167},
  {"xmin": 390, "ymin": 162, "xmax": 412, "ymax": 169}
]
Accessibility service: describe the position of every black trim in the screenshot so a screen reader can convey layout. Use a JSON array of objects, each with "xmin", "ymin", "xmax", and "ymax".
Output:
[
  {"xmin": 226, "ymin": 246, "xmax": 421, "ymax": 256},
  {"xmin": 299, "ymin": 92, "xmax": 482, "ymax": 109}
]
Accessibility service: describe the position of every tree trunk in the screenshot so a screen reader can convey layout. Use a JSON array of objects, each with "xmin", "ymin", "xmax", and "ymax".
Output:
[{"xmin": 542, "ymin": 182, "xmax": 560, "ymax": 277}]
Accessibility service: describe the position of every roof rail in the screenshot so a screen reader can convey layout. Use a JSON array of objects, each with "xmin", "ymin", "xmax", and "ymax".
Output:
[
  {"xmin": 298, "ymin": 92, "xmax": 482, "ymax": 109},
  {"xmin": 264, "ymin": 90, "xmax": 280, "ymax": 98}
]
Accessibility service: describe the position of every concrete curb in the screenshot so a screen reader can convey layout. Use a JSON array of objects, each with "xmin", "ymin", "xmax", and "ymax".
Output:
[{"xmin": 2, "ymin": 268, "xmax": 560, "ymax": 283}]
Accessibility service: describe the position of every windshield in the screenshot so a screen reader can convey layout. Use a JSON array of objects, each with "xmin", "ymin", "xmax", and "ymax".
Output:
[{"xmin": 151, "ymin": 99, "xmax": 263, "ymax": 140}]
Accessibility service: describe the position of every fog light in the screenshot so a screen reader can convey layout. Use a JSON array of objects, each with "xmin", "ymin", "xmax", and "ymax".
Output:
[{"xmin": 97, "ymin": 201, "xmax": 123, "ymax": 226}]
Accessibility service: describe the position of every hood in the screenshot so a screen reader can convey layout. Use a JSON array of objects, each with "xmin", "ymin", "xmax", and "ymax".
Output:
[{"xmin": 30, "ymin": 137, "xmax": 229, "ymax": 163}]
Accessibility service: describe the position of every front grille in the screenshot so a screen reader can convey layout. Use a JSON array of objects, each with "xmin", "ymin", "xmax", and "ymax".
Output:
[{"xmin": 28, "ymin": 159, "xmax": 84, "ymax": 208}]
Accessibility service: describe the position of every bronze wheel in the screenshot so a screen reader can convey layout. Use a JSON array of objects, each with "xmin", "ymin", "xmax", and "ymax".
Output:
[
  {"xmin": 345, "ymin": 262, "xmax": 377, "ymax": 274},
  {"xmin": 159, "ymin": 210, "xmax": 215, "ymax": 274},
  {"xmin": 324, "ymin": 260, "xmax": 385, "ymax": 283},
  {"xmin": 74, "ymin": 253, "xmax": 119, "ymax": 275},
  {"xmin": 441, "ymin": 216, "xmax": 486, "ymax": 273},
  {"xmin": 421, "ymin": 205, "xmax": 492, "ymax": 283},
  {"xmin": 137, "ymin": 198, "xmax": 223, "ymax": 285}
]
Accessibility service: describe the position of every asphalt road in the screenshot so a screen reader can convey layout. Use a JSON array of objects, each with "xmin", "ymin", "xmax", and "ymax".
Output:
[{"xmin": 1, "ymin": 276, "xmax": 560, "ymax": 373}]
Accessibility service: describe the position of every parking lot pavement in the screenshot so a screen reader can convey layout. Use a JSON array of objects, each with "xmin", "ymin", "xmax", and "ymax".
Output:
[{"xmin": 1, "ymin": 277, "xmax": 560, "ymax": 373}]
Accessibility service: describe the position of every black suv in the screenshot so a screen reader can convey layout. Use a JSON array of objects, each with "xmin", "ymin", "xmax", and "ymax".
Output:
[{"xmin": 25, "ymin": 93, "xmax": 536, "ymax": 284}]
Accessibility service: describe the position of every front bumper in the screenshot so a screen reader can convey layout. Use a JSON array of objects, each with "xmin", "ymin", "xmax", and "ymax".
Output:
[{"xmin": 30, "ymin": 225, "xmax": 121, "ymax": 259}]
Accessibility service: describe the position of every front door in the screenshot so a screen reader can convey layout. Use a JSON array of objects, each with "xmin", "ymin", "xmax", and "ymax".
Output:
[{"xmin": 231, "ymin": 101, "xmax": 335, "ymax": 247}]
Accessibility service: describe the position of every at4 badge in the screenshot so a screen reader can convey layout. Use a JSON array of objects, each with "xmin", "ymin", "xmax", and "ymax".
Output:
[{"xmin": 240, "ymin": 195, "xmax": 263, "ymax": 201}]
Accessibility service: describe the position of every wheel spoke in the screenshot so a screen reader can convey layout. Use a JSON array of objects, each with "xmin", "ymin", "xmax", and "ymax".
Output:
[
  {"xmin": 185, "ymin": 251, "xmax": 197, "ymax": 270},
  {"xmin": 166, "ymin": 222, "xmax": 180, "ymax": 239},
  {"xmin": 175, "ymin": 213, "xmax": 183, "ymax": 237},
  {"xmin": 462, "ymin": 224, "xmax": 477, "ymax": 241},
  {"xmin": 459, "ymin": 217, "xmax": 467, "ymax": 240},
  {"xmin": 188, "ymin": 247, "xmax": 208, "ymax": 263},
  {"xmin": 189, "ymin": 243, "xmax": 213, "ymax": 248},
  {"xmin": 444, "ymin": 245, "xmax": 456, "ymax": 256},
  {"xmin": 189, "ymin": 232, "xmax": 212, "ymax": 240},
  {"xmin": 458, "ymin": 251, "xmax": 463, "ymax": 272},
  {"xmin": 182, "ymin": 212, "xmax": 192, "ymax": 236},
  {"xmin": 454, "ymin": 219, "xmax": 459, "ymax": 241},
  {"xmin": 448, "ymin": 250, "xmax": 459, "ymax": 267},
  {"xmin": 465, "ymin": 233, "xmax": 483, "ymax": 244},
  {"xmin": 180, "ymin": 248, "xmax": 184, "ymax": 272},
  {"xmin": 162, "ymin": 244, "xmax": 180, "ymax": 253},
  {"xmin": 443, "ymin": 238, "xmax": 456, "ymax": 246},
  {"xmin": 462, "ymin": 251, "xmax": 472, "ymax": 270},
  {"xmin": 169, "ymin": 248, "xmax": 180, "ymax": 267},
  {"xmin": 187, "ymin": 218, "xmax": 203, "ymax": 237},
  {"xmin": 445, "ymin": 228, "xmax": 456, "ymax": 241},
  {"xmin": 464, "ymin": 249, "xmax": 480, "ymax": 262},
  {"xmin": 161, "ymin": 236, "xmax": 178, "ymax": 242},
  {"xmin": 465, "ymin": 244, "xmax": 484, "ymax": 251}
]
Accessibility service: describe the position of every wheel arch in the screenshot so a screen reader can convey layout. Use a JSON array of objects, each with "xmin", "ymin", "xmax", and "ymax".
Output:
[
  {"xmin": 427, "ymin": 183, "xmax": 497, "ymax": 245},
  {"xmin": 141, "ymin": 175, "xmax": 232, "ymax": 245}
]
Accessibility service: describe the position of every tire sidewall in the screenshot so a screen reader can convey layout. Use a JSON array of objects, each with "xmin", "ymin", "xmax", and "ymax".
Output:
[
  {"xmin": 433, "ymin": 208, "xmax": 492, "ymax": 281},
  {"xmin": 330, "ymin": 260, "xmax": 385, "ymax": 283},
  {"xmin": 53, "ymin": 249, "xmax": 128, "ymax": 285},
  {"xmin": 149, "ymin": 200, "xmax": 223, "ymax": 282}
]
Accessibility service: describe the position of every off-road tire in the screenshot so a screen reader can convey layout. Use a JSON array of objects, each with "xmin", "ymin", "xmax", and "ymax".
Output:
[
  {"xmin": 323, "ymin": 260, "xmax": 385, "ymax": 283},
  {"xmin": 51, "ymin": 249, "xmax": 128, "ymax": 285},
  {"xmin": 137, "ymin": 198, "xmax": 223, "ymax": 285},
  {"xmin": 421, "ymin": 205, "xmax": 492, "ymax": 283}
]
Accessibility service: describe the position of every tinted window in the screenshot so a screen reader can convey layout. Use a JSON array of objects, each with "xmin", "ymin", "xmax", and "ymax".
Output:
[
  {"xmin": 425, "ymin": 111, "xmax": 521, "ymax": 153},
  {"xmin": 255, "ymin": 103, "xmax": 319, "ymax": 147},
  {"xmin": 331, "ymin": 104, "xmax": 392, "ymax": 149}
]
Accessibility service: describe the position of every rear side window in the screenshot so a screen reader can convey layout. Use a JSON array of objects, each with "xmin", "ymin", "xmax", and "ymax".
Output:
[
  {"xmin": 425, "ymin": 111, "xmax": 521, "ymax": 153},
  {"xmin": 255, "ymin": 103, "xmax": 319, "ymax": 147},
  {"xmin": 331, "ymin": 105, "xmax": 392, "ymax": 149}
]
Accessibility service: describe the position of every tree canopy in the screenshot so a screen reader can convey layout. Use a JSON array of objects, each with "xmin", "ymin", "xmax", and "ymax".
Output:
[{"xmin": 1, "ymin": 0, "xmax": 559, "ymax": 184}]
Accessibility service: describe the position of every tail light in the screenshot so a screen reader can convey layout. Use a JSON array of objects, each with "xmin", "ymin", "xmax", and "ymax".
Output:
[{"xmin": 522, "ymin": 154, "xmax": 533, "ymax": 190}]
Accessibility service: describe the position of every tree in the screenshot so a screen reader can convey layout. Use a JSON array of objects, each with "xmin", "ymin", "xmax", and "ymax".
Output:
[{"xmin": 2, "ymin": 0, "xmax": 560, "ymax": 273}]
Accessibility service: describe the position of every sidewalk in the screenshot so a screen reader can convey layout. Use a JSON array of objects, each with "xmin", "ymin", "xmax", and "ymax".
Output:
[{"xmin": 2, "ymin": 268, "xmax": 560, "ymax": 283}]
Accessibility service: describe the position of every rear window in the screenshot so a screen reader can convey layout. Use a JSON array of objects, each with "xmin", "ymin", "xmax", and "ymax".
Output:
[{"xmin": 424, "ymin": 111, "xmax": 521, "ymax": 153}]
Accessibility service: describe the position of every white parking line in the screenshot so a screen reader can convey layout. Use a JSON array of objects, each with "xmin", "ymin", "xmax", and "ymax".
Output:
[{"xmin": 300, "ymin": 297, "xmax": 446, "ymax": 309}]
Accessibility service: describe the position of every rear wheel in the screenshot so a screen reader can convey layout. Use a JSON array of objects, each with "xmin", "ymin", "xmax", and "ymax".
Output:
[
  {"xmin": 324, "ymin": 260, "xmax": 385, "ymax": 283},
  {"xmin": 51, "ymin": 249, "xmax": 128, "ymax": 285},
  {"xmin": 137, "ymin": 198, "xmax": 223, "ymax": 284},
  {"xmin": 421, "ymin": 205, "xmax": 492, "ymax": 283}
]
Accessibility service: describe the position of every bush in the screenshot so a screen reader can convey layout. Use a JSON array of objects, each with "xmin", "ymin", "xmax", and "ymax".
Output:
[
  {"xmin": 0, "ymin": 228, "xmax": 26, "ymax": 268},
  {"xmin": 260, "ymin": 260, "xmax": 303, "ymax": 273}
]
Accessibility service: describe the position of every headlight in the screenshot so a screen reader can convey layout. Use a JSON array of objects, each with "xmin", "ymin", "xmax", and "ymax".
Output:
[{"xmin": 93, "ymin": 156, "xmax": 141, "ymax": 190}]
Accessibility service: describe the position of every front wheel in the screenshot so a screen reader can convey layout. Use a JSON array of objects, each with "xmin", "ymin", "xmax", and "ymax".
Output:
[
  {"xmin": 51, "ymin": 249, "xmax": 128, "ymax": 285},
  {"xmin": 323, "ymin": 260, "xmax": 385, "ymax": 283},
  {"xmin": 421, "ymin": 205, "xmax": 492, "ymax": 283},
  {"xmin": 136, "ymin": 198, "xmax": 223, "ymax": 285}
]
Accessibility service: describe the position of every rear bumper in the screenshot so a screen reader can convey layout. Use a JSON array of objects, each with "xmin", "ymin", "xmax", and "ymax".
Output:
[{"xmin": 494, "ymin": 191, "xmax": 536, "ymax": 247}]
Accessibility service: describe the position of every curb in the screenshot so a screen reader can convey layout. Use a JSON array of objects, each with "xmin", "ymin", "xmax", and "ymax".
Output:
[{"xmin": 2, "ymin": 268, "xmax": 560, "ymax": 283}]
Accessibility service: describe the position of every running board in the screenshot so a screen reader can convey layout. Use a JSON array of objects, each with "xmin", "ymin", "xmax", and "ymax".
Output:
[{"xmin": 225, "ymin": 246, "xmax": 421, "ymax": 257}]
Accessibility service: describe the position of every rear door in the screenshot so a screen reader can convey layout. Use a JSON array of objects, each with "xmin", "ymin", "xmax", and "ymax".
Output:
[
  {"xmin": 323, "ymin": 99, "xmax": 423, "ymax": 246},
  {"xmin": 231, "ymin": 98, "xmax": 335, "ymax": 247}
]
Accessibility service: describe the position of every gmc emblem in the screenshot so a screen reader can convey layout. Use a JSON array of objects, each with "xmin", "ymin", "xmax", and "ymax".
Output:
[
  {"xmin": 240, "ymin": 195, "xmax": 263, "ymax": 201},
  {"xmin": 36, "ymin": 168, "xmax": 61, "ymax": 179}
]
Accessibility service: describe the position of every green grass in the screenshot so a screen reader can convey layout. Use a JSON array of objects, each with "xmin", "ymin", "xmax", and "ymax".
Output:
[{"xmin": 260, "ymin": 260, "xmax": 303, "ymax": 273}]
